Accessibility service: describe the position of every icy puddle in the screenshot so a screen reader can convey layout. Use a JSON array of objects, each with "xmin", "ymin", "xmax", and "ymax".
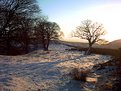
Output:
[{"xmin": 0, "ymin": 44, "xmax": 111, "ymax": 91}]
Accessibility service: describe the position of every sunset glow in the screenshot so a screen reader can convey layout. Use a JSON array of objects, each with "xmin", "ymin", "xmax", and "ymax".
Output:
[{"xmin": 38, "ymin": 0, "xmax": 121, "ymax": 42}]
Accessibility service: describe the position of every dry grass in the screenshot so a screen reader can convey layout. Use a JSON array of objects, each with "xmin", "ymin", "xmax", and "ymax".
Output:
[
  {"xmin": 0, "ymin": 44, "xmax": 112, "ymax": 91},
  {"xmin": 62, "ymin": 40, "xmax": 121, "ymax": 57},
  {"xmin": 70, "ymin": 68, "xmax": 90, "ymax": 82}
]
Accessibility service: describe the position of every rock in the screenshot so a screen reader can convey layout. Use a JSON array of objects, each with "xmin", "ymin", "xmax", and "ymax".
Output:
[{"xmin": 86, "ymin": 77, "xmax": 97, "ymax": 83}]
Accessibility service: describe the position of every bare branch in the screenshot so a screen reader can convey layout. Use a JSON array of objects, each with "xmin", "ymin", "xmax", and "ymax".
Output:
[{"xmin": 72, "ymin": 19, "xmax": 106, "ymax": 54}]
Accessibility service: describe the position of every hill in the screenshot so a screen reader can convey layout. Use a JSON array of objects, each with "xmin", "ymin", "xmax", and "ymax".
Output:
[
  {"xmin": 60, "ymin": 39, "xmax": 121, "ymax": 49},
  {"xmin": 102, "ymin": 39, "xmax": 121, "ymax": 49}
]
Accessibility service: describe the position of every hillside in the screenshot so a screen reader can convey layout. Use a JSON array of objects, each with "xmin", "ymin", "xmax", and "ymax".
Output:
[
  {"xmin": 0, "ymin": 44, "xmax": 111, "ymax": 91},
  {"xmin": 105, "ymin": 39, "xmax": 121, "ymax": 49},
  {"xmin": 61, "ymin": 39, "xmax": 121, "ymax": 49}
]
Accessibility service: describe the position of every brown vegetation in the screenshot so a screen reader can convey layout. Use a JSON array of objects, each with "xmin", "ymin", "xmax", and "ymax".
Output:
[
  {"xmin": 62, "ymin": 40, "xmax": 121, "ymax": 57},
  {"xmin": 70, "ymin": 68, "xmax": 90, "ymax": 82}
]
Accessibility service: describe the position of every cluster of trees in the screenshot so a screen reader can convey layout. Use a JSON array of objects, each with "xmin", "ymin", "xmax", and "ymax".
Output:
[
  {"xmin": 34, "ymin": 18, "xmax": 61, "ymax": 51},
  {"xmin": 0, "ymin": 0, "xmax": 62, "ymax": 55}
]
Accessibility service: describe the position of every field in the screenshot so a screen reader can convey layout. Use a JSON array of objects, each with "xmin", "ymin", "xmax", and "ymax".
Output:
[
  {"xmin": 61, "ymin": 40, "xmax": 121, "ymax": 57},
  {"xmin": 0, "ymin": 43, "xmax": 111, "ymax": 91}
]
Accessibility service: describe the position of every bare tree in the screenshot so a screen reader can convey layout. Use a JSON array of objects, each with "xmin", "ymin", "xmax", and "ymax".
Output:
[
  {"xmin": 73, "ymin": 19, "xmax": 106, "ymax": 55},
  {"xmin": 35, "ymin": 20, "xmax": 61, "ymax": 51}
]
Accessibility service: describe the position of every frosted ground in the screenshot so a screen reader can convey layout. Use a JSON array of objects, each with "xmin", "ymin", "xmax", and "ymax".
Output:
[{"xmin": 0, "ymin": 44, "xmax": 111, "ymax": 91}]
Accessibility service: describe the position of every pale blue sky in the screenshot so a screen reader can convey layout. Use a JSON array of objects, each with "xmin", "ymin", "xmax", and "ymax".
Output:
[{"xmin": 37, "ymin": 0, "xmax": 121, "ymax": 41}]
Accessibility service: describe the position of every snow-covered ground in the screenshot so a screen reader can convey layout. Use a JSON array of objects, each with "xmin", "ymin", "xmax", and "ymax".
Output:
[{"xmin": 0, "ymin": 44, "xmax": 111, "ymax": 91}]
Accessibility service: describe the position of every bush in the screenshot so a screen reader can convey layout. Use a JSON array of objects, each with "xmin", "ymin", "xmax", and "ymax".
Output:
[{"xmin": 70, "ymin": 68, "xmax": 90, "ymax": 82}]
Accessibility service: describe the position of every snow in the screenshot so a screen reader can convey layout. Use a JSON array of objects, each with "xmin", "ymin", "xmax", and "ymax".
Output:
[{"xmin": 0, "ymin": 44, "xmax": 111, "ymax": 91}]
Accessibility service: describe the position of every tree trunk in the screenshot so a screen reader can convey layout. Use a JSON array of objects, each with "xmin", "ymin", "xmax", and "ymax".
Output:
[
  {"xmin": 6, "ymin": 31, "xmax": 11, "ymax": 55},
  {"xmin": 85, "ymin": 44, "xmax": 92, "ymax": 55},
  {"xmin": 45, "ymin": 36, "xmax": 50, "ymax": 51},
  {"xmin": 24, "ymin": 35, "xmax": 29, "ymax": 54},
  {"xmin": 6, "ymin": 38, "xmax": 10, "ymax": 55},
  {"xmin": 41, "ymin": 36, "xmax": 48, "ymax": 51},
  {"xmin": 43, "ymin": 42, "xmax": 48, "ymax": 51},
  {"xmin": 42, "ymin": 40, "xmax": 47, "ymax": 51},
  {"xmin": 43, "ymin": 40, "xmax": 49, "ymax": 51}
]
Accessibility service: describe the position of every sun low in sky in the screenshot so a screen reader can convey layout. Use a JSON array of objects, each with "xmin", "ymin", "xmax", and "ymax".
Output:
[{"xmin": 38, "ymin": 0, "xmax": 121, "ymax": 42}]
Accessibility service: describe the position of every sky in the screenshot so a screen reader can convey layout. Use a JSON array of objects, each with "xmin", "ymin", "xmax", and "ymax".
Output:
[{"xmin": 37, "ymin": 0, "xmax": 121, "ymax": 42}]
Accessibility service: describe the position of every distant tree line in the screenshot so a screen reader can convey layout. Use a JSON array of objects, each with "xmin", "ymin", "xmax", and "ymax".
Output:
[{"xmin": 0, "ymin": 0, "xmax": 62, "ymax": 55}]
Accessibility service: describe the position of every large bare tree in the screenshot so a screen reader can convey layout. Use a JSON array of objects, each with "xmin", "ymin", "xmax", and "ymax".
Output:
[
  {"xmin": 73, "ymin": 19, "xmax": 106, "ymax": 55},
  {"xmin": 35, "ymin": 20, "xmax": 61, "ymax": 51}
]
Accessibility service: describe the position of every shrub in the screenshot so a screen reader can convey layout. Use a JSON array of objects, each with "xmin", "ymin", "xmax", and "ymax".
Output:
[{"xmin": 70, "ymin": 68, "xmax": 90, "ymax": 82}]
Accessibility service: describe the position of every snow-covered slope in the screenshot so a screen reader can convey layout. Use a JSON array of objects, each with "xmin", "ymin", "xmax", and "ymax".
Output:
[{"xmin": 0, "ymin": 44, "xmax": 111, "ymax": 91}]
